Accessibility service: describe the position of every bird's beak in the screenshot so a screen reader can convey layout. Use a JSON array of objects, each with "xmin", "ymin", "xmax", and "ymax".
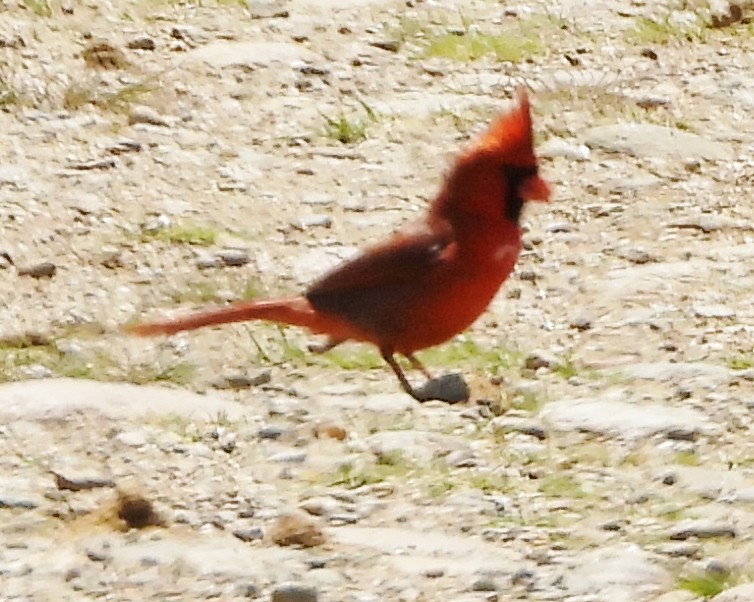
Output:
[{"xmin": 520, "ymin": 175, "xmax": 551, "ymax": 202}]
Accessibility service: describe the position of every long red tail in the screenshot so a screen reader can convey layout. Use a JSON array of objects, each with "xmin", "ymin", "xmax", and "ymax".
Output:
[{"xmin": 127, "ymin": 297, "xmax": 337, "ymax": 337}]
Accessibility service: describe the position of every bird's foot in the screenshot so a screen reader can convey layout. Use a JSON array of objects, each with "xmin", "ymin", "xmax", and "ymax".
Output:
[{"xmin": 410, "ymin": 373, "xmax": 470, "ymax": 404}]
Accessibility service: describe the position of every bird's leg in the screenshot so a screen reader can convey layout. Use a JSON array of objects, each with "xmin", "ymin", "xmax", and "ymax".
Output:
[
  {"xmin": 307, "ymin": 338, "xmax": 344, "ymax": 354},
  {"xmin": 406, "ymin": 353, "xmax": 432, "ymax": 380},
  {"xmin": 381, "ymin": 351, "xmax": 426, "ymax": 401}
]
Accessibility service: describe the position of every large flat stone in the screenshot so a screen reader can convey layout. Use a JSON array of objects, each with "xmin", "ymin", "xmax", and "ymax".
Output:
[
  {"xmin": 542, "ymin": 398, "xmax": 711, "ymax": 439},
  {"xmin": 0, "ymin": 379, "xmax": 247, "ymax": 422},
  {"xmin": 582, "ymin": 123, "xmax": 733, "ymax": 161}
]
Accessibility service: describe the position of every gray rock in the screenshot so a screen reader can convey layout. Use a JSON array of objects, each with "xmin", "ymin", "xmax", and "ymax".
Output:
[
  {"xmin": 258, "ymin": 425, "xmax": 286, "ymax": 440},
  {"xmin": 582, "ymin": 124, "xmax": 733, "ymax": 161},
  {"xmin": 655, "ymin": 542, "xmax": 701, "ymax": 558},
  {"xmin": 211, "ymin": 371, "xmax": 271, "ymax": 389},
  {"xmin": 669, "ymin": 520, "xmax": 736, "ymax": 540},
  {"xmin": 17, "ymin": 262, "xmax": 56, "ymax": 278},
  {"xmin": 232, "ymin": 527, "xmax": 264, "ymax": 542},
  {"xmin": 293, "ymin": 215, "xmax": 332, "ymax": 230},
  {"xmin": 0, "ymin": 495, "xmax": 39, "ymax": 509},
  {"xmin": 542, "ymin": 398, "xmax": 710, "ymax": 439},
  {"xmin": 471, "ymin": 575, "xmax": 498, "ymax": 591},
  {"xmin": 561, "ymin": 544, "xmax": 671, "ymax": 598},
  {"xmin": 217, "ymin": 249, "xmax": 250, "ymax": 267},
  {"xmin": 189, "ymin": 41, "xmax": 322, "ymax": 69},
  {"xmin": 538, "ymin": 137, "xmax": 591, "ymax": 161},
  {"xmin": 316, "ymin": 392, "xmax": 415, "ymax": 413},
  {"xmin": 490, "ymin": 417, "xmax": 547, "ymax": 440},
  {"xmin": 127, "ymin": 36, "xmax": 156, "ymax": 50},
  {"xmin": 196, "ymin": 254, "xmax": 224, "ymax": 269},
  {"xmin": 693, "ymin": 304, "xmax": 735, "ymax": 319},
  {"xmin": 128, "ymin": 105, "xmax": 170, "ymax": 127},
  {"xmin": 331, "ymin": 526, "xmax": 520, "ymax": 575},
  {"xmin": 524, "ymin": 350, "xmax": 561, "ymax": 371},
  {"xmin": 269, "ymin": 451, "xmax": 307, "ymax": 463},
  {"xmin": 50, "ymin": 470, "xmax": 115, "ymax": 491},
  {"xmin": 413, "ymin": 373, "xmax": 470, "ymax": 404},
  {"xmin": 299, "ymin": 496, "xmax": 340, "ymax": 517},
  {"xmin": 70, "ymin": 192, "xmax": 106, "ymax": 215},
  {"xmin": 271, "ymin": 583, "xmax": 318, "ymax": 602},
  {"xmin": 709, "ymin": 0, "xmax": 743, "ymax": 27},
  {"xmin": 621, "ymin": 362, "xmax": 731, "ymax": 384},
  {"xmin": 247, "ymin": 0, "xmax": 289, "ymax": 19},
  {"xmin": 711, "ymin": 583, "xmax": 754, "ymax": 601}
]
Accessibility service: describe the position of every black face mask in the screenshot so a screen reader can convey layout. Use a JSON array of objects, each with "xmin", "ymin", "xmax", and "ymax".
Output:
[{"xmin": 502, "ymin": 165, "xmax": 538, "ymax": 223}]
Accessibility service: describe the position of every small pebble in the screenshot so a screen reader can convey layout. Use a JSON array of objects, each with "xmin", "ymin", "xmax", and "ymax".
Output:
[
  {"xmin": 569, "ymin": 316, "xmax": 593, "ymax": 331},
  {"xmin": 85, "ymin": 548, "xmax": 111, "ymax": 563},
  {"xmin": 17, "ymin": 262, "xmax": 56, "ymax": 278},
  {"xmin": 217, "ymin": 249, "xmax": 250, "ymax": 267},
  {"xmin": 0, "ymin": 251, "xmax": 15, "ymax": 268},
  {"xmin": 369, "ymin": 40, "xmax": 400, "ymax": 52},
  {"xmin": 51, "ymin": 470, "xmax": 115, "ymax": 491},
  {"xmin": 233, "ymin": 527, "xmax": 264, "ymax": 542},
  {"xmin": 129, "ymin": 105, "xmax": 169, "ymax": 127},
  {"xmin": 235, "ymin": 583, "xmax": 260, "ymax": 598},
  {"xmin": 472, "ymin": 576, "xmax": 498, "ymax": 592},
  {"xmin": 269, "ymin": 512, "xmax": 325, "ymax": 547},
  {"xmin": 414, "ymin": 373, "xmax": 469, "ymax": 404},
  {"xmin": 271, "ymin": 583, "xmax": 318, "ymax": 602},
  {"xmin": 127, "ymin": 36, "xmax": 156, "ymax": 50},
  {"xmin": 524, "ymin": 351, "xmax": 560, "ymax": 371},
  {"xmin": 211, "ymin": 371, "xmax": 271, "ymax": 389},
  {"xmin": 116, "ymin": 490, "xmax": 163, "ymax": 529},
  {"xmin": 269, "ymin": 451, "xmax": 307, "ymax": 464},
  {"xmin": 313, "ymin": 422, "xmax": 347, "ymax": 441},
  {"xmin": 258, "ymin": 425, "xmax": 286, "ymax": 440}
]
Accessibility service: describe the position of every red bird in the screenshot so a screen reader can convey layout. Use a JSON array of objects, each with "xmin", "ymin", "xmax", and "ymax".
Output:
[{"xmin": 128, "ymin": 89, "xmax": 550, "ymax": 401}]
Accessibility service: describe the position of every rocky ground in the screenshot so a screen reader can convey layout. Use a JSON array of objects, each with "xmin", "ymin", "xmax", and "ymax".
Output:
[{"xmin": 2, "ymin": 0, "xmax": 754, "ymax": 600}]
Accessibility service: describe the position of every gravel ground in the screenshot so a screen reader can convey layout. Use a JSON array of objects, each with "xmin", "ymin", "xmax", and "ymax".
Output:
[{"xmin": 2, "ymin": 0, "xmax": 754, "ymax": 600}]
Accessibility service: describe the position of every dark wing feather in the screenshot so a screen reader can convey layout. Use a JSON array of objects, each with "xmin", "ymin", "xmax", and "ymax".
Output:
[{"xmin": 305, "ymin": 227, "xmax": 452, "ymax": 344}]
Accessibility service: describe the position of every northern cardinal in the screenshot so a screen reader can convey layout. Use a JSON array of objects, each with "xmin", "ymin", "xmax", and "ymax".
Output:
[{"xmin": 128, "ymin": 88, "xmax": 550, "ymax": 401}]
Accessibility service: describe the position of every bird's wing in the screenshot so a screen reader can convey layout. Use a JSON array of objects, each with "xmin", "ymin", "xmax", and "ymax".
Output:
[{"xmin": 305, "ymin": 225, "xmax": 453, "ymax": 342}]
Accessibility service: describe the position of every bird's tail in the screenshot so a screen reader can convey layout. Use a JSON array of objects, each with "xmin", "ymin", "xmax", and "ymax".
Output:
[{"xmin": 126, "ymin": 297, "xmax": 329, "ymax": 337}]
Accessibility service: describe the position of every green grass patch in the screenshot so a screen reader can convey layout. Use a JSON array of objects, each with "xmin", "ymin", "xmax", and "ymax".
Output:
[
  {"xmin": 510, "ymin": 389, "xmax": 547, "ymax": 413},
  {"xmin": 63, "ymin": 79, "xmax": 158, "ymax": 114},
  {"xmin": 673, "ymin": 451, "xmax": 700, "ymax": 467},
  {"xmin": 325, "ymin": 347, "xmax": 384, "ymax": 370},
  {"xmin": 167, "ymin": 281, "xmax": 222, "ymax": 305},
  {"xmin": 420, "ymin": 338, "xmax": 520, "ymax": 375},
  {"xmin": 538, "ymin": 474, "xmax": 586, "ymax": 498},
  {"xmin": 321, "ymin": 100, "xmax": 377, "ymax": 144},
  {"xmin": 729, "ymin": 355, "xmax": 754, "ymax": 370},
  {"xmin": 0, "ymin": 80, "xmax": 18, "ymax": 108},
  {"xmin": 140, "ymin": 222, "xmax": 219, "ymax": 246},
  {"xmin": 20, "ymin": 0, "xmax": 52, "ymax": 17},
  {"xmin": 125, "ymin": 360, "xmax": 196, "ymax": 386},
  {"xmin": 468, "ymin": 472, "xmax": 509, "ymax": 494},
  {"xmin": 0, "ymin": 338, "xmax": 194, "ymax": 385},
  {"xmin": 629, "ymin": 14, "xmax": 709, "ymax": 45},
  {"xmin": 678, "ymin": 573, "xmax": 729, "ymax": 598},
  {"xmin": 326, "ymin": 452, "xmax": 414, "ymax": 488},
  {"xmin": 425, "ymin": 30, "xmax": 542, "ymax": 62}
]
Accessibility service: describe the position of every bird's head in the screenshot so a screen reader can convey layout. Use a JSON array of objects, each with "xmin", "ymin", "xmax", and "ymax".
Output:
[{"xmin": 436, "ymin": 88, "xmax": 550, "ymax": 225}]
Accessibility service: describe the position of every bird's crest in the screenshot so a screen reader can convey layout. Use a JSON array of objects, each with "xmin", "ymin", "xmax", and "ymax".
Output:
[{"xmin": 463, "ymin": 87, "xmax": 536, "ymax": 167}]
